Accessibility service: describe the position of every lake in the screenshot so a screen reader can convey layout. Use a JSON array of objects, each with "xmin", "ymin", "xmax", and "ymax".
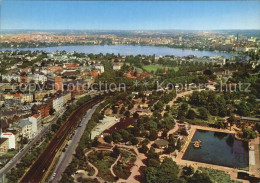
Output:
[
  {"xmin": 182, "ymin": 129, "xmax": 249, "ymax": 169},
  {"xmin": 0, "ymin": 45, "xmax": 235, "ymax": 58}
]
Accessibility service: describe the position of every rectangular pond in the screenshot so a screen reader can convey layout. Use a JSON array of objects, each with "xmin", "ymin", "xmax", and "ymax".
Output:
[{"xmin": 182, "ymin": 129, "xmax": 249, "ymax": 169}]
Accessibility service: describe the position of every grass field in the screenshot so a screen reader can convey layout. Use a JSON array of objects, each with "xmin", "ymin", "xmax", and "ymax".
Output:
[{"xmin": 143, "ymin": 65, "xmax": 178, "ymax": 73}]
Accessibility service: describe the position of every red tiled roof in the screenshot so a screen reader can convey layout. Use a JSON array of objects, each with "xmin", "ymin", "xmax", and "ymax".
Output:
[
  {"xmin": 13, "ymin": 94, "xmax": 22, "ymax": 98},
  {"xmin": 33, "ymin": 114, "xmax": 39, "ymax": 118}
]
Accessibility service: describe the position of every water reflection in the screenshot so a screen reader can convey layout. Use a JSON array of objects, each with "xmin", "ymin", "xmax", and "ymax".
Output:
[
  {"xmin": 226, "ymin": 134, "xmax": 234, "ymax": 147},
  {"xmin": 214, "ymin": 131, "xmax": 228, "ymax": 140}
]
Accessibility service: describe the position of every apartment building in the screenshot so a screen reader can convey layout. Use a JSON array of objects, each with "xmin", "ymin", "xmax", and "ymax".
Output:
[{"xmin": 18, "ymin": 119, "xmax": 33, "ymax": 139}]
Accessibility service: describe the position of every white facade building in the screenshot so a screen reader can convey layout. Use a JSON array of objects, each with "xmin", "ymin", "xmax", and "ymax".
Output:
[
  {"xmin": 0, "ymin": 132, "xmax": 16, "ymax": 149},
  {"xmin": 95, "ymin": 65, "xmax": 105, "ymax": 73},
  {"xmin": 112, "ymin": 64, "xmax": 122, "ymax": 71},
  {"xmin": 53, "ymin": 95, "xmax": 64, "ymax": 112},
  {"xmin": 29, "ymin": 114, "xmax": 42, "ymax": 136},
  {"xmin": 2, "ymin": 74, "xmax": 20, "ymax": 82}
]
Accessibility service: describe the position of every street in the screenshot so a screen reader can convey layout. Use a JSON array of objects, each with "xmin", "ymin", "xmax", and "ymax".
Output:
[{"xmin": 51, "ymin": 103, "xmax": 100, "ymax": 182}]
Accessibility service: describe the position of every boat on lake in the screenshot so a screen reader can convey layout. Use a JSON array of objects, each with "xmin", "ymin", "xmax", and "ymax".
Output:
[{"xmin": 193, "ymin": 140, "xmax": 202, "ymax": 148}]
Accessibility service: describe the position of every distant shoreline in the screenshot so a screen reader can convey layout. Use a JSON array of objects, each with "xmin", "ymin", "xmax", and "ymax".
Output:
[
  {"xmin": 0, "ymin": 44, "xmax": 239, "ymax": 58},
  {"xmin": 0, "ymin": 43, "xmax": 239, "ymax": 54}
]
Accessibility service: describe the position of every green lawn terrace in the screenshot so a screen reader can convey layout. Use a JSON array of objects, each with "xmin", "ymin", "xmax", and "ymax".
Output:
[{"xmin": 142, "ymin": 64, "xmax": 179, "ymax": 73}]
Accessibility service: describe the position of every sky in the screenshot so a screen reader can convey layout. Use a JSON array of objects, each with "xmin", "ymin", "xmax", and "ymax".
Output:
[{"xmin": 1, "ymin": 1, "xmax": 260, "ymax": 30}]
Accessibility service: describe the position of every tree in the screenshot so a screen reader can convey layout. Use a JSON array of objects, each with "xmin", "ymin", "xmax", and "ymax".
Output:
[
  {"xmin": 112, "ymin": 132, "xmax": 122, "ymax": 143},
  {"xmin": 154, "ymin": 101, "xmax": 164, "ymax": 111},
  {"xmin": 51, "ymin": 123, "xmax": 59, "ymax": 132},
  {"xmin": 228, "ymin": 115, "xmax": 237, "ymax": 125},
  {"xmin": 177, "ymin": 110, "xmax": 186, "ymax": 120},
  {"xmin": 182, "ymin": 166, "xmax": 194, "ymax": 177},
  {"xmin": 22, "ymin": 137, "xmax": 29, "ymax": 144},
  {"xmin": 180, "ymin": 103, "xmax": 188, "ymax": 111},
  {"xmin": 242, "ymin": 128, "xmax": 257, "ymax": 139},
  {"xmin": 111, "ymin": 145, "xmax": 120, "ymax": 158},
  {"xmin": 133, "ymin": 112, "xmax": 139, "ymax": 119},
  {"xmin": 161, "ymin": 130, "xmax": 168, "ymax": 138},
  {"xmin": 124, "ymin": 110, "xmax": 130, "ymax": 117},
  {"xmin": 161, "ymin": 116, "xmax": 175, "ymax": 131},
  {"xmin": 216, "ymin": 97, "xmax": 227, "ymax": 117},
  {"xmin": 176, "ymin": 138, "xmax": 181, "ymax": 151},
  {"xmin": 144, "ymin": 167, "xmax": 158, "ymax": 183},
  {"xmin": 92, "ymin": 137, "xmax": 100, "ymax": 147},
  {"xmin": 198, "ymin": 107, "xmax": 208, "ymax": 120},
  {"xmin": 187, "ymin": 109, "xmax": 196, "ymax": 120},
  {"xmin": 139, "ymin": 144, "xmax": 149, "ymax": 154},
  {"xmin": 148, "ymin": 120, "xmax": 158, "ymax": 131},
  {"xmin": 147, "ymin": 158, "xmax": 160, "ymax": 168},
  {"xmin": 247, "ymin": 94, "xmax": 257, "ymax": 108},
  {"xmin": 180, "ymin": 128, "xmax": 189, "ymax": 136},
  {"xmin": 119, "ymin": 129, "xmax": 130, "ymax": 142},
  {"xmin": 130, "ymin": 137, "xmax": 139, "ymax": 145},
  {"xmin": 214, "ymin": 120, "xmax": 225, "ymax": 129},
  {"xmin": 188, "ymin": 171, "xmax": 213, "ymax": 183},
  {"xmin": 157, "ymin": 158, "xmax": 179, "ymax": 183},
  {"xmin": 179, "ymin": 116, "xmax": 186, "ymax": 123},
  {"xmin": 104, "ymin": 135, "xmax": 113, "ymax": 143},
  {"xmin": 149, "ymin": 130, "xmax": 158, "ymax": 141},
  {"xmin": 153, "ymin": 110, "xmax": 162, "ymax": 119},
  {"xmin": 237, "ymin": 101, "xmax": 250, "ymax": 116},
  {"xmin": 203, "ymin": 69, "xmax": 213, "ymax": 76}
]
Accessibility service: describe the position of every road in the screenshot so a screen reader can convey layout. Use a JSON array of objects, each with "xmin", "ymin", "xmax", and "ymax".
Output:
[
  {"xmin": 20, "ymin": 97, "xmax": 104, "ymax": 183},
  {"xmin": 50, "ymin": 103, "xmax": 100, "ymax": 183},
  {"xmin": 0, "ymin": 108, "xmax": 66, "ymax": 180}
]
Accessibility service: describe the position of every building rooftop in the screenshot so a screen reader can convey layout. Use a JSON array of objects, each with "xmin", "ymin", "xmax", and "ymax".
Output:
[
  {"xmin": 91, "ymin": 116, "xmax": 118, "ymax": 139},
  {"xmin": 154, "ymin": 139, "xmax": 169, "ymax": 146},
  {"xmin": 19, "ymin": 118, "xmax": 32, "ymax": 128}
]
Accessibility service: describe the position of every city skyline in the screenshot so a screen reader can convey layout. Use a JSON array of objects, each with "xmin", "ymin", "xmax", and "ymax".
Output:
[{"xmin": 1, "ymin": 1, "xmax": 260, "ymax": 30}]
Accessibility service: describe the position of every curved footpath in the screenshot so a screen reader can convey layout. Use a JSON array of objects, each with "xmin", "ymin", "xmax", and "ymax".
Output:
[
  {"xmin": 84, "ymin": 150, "xmax": 105, "ymax": 183},
  {"xmin": 110, "ymin": 153, "xmax": 122, "ymax": 177}
]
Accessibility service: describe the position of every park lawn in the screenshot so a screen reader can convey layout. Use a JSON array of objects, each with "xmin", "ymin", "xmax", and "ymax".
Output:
[
  {"xmin": 88, "ymin": 150, "xmax": 116, "ymax": 182},
  {"xmin": 143, "ymin": 65, "xmax": 178, "ymax": 73},
  {"xmin": 198, "ymin": 167, "xmax": 242, "ymax": 183},
  {"xmin": 78, "ymin": 161, "xmax": 95, "ymax": 176},
  {"xmin": 113, "ymin": 150, "xmax": 136, "ymax": 180}
]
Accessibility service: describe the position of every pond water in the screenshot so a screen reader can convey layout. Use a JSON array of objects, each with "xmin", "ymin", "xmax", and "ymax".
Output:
[{"xmin": 182, "ymin": 129, "xmax": 249, "ymax": 169}]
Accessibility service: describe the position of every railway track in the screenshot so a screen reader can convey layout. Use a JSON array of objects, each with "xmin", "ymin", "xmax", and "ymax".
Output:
[{"xmin": 20, "ymin": 97, "xmax": 104, "ymax": 183}]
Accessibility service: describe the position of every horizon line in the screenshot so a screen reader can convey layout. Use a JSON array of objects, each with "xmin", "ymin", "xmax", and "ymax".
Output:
[{"xmin": 2, "ymin": 28, "xmax": 260, "ymax": 31}]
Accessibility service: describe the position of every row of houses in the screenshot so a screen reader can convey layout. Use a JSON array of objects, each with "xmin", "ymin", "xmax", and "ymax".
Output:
[
  {"xmin": 0, "ymin": 114, "xmax": 41, "ymax": 156},
  {"xmin": 0, "ymin": 91, "xmax": 72, "ymax": 156}
]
